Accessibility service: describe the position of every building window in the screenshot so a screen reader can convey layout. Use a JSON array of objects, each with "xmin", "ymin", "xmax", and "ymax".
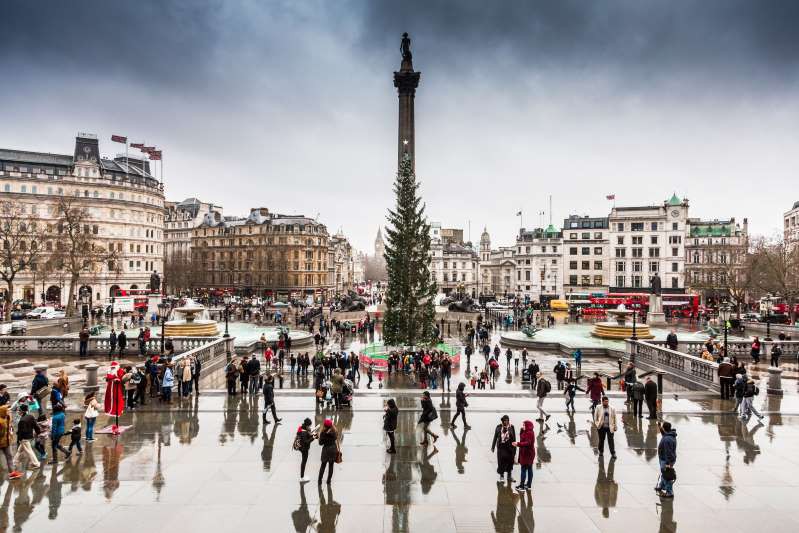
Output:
[
  {"xmin": 570, "ymin": 247, "xmax": 578, "ymax": 255},
  {"xmin": 650, "ymin": 236, "xmax": 658, "ymax": 244},
  {"xmin": 632, "ymin": 261, "xmax": 642, "ymax": 272},
  {"xmin": 617, "ymin": 236, "xmax": 624, "ymax": 245},
  {"xmin": 581, "ymin": 261, "xmax": 590, "ymax": 270},
  {"xmin": 570, "ymin": 233, "xmax": 577, "ymax": 239},
  {"xmin": 649, "ymin": 248, "xmax": 660, "ymax": 257},
  {"xmin": 616, "ymin": 275, "xmax": 625, "ymax": 287},
  {"xmin": 650, "ymin": 261, "xmax": 659, "ymax": 272},
  {"xmin": 569, "ymin": 261, "xmax": 578, "ymax": 270},
  {"xmin": 594, "ymin": 275, "xmax": 603, "ymax": 285},
  {"xmin": 616, "ymin": 262, "xmax": 625, "ymax": 272},
  {"xmin": 594, "ymin": 261, "xmax": 602, "ymax": 270},
  {"xmin": 632, "ymin": 248, "xmax": 643, "ymax": 258},
  {"xmin": 632, "ymin": 236, "xmax": 642, "ymax": 245},
  {"xmin": 632, "ymin": 275, "xmax": 642, "ymax": 288},
  {"xmin": 672, "ymin": 277, "xmax": 679, "ymax": 288},
  {"xmin": 594, "ymin": 232, "xmax": 602, "ymax": 239},
  {"xmin": 651, "ymin": 222, "xmax": 658, "ymax": 231},
  {"xmin": 594, "ymin": 247, "xmax": 602, "ymax": 255},
  {"xmin": 671, "ymin": 262, "xmax": 678, "ymax": 272},
  {"xmin": 581, "ymin": 233, "xmax": 590, "ymax": 239},
  {"xmin": 581, "ymin": 275, "xmax": 590, "ymax": 286},
  {"xmin": 615, "ymin": 248, "xmax": 626, "ymax": 258},
  {"xmin": 617, "ymin": 223, "xmax": 624, "ymax": 231},
  {"xmin": 631, "ymin": 222, "xmax": 644, "ymax": 232},
  {"xmin": 672, "ymin": 222, "xmax": 678, "ymax": 230},
  {"xmin": 569, "ymin": 275, "xmax": 578, "ymax": 285},
  {"xmin": 672, "ymin": 247, "xmax": 678, "ymax": 257}
]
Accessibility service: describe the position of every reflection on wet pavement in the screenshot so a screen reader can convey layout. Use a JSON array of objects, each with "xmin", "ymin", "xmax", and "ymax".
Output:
[{"xmin": 1, "ymin": 389, "xmax": 798, "ymax": 532}]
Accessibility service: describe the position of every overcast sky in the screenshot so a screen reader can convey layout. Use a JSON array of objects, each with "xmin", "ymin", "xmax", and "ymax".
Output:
[{"xmin": 2, "ymin": 0, "xmax": 798, "ymax": 252}]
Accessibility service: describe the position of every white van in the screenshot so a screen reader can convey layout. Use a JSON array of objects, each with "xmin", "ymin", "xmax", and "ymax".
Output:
[{"xmin": 25, "ymin": 306, "xmax": 55, "ymax": 319}]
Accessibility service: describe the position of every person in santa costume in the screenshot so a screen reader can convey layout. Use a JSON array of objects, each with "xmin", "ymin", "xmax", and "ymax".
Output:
[{"xmin": 104, "ymin": 362, "xmax": 126, "ymax": 433}]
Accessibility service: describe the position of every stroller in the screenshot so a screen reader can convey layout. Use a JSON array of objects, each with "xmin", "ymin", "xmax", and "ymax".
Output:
[{"xmin": 339, "ymin": 379, "xmax": 354, "ymax": 407}]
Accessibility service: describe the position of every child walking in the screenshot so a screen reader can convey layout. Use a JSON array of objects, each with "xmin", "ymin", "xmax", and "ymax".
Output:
[{"xmin": 68, "ymin": 419, "xmax": 83, "ymax": 455}]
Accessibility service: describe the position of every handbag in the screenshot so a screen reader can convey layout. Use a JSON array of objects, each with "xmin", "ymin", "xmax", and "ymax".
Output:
[
  {"xmin": 662, "ymin": 466, "xmax": 677, "ymax": 482},
  {"xmin": 34, "ymin": 386, "xmax": 51, "ymax": 401},
  {"xmin": 335, "ymin": 440, "xmax": 343, "ymax": 464}
]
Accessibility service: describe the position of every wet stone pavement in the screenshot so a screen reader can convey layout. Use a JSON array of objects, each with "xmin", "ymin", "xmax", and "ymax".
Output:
[{"xmin": 3, "ymin": 388, "xmax": 799, "ymax": 533}]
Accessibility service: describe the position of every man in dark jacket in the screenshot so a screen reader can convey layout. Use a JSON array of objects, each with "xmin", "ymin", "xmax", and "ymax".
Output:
[
  {"xmin": 656, "ymin": 422, "xmax": 677, "ymax": 498},
  {"xmin": 666, "ymin": 330, "xmax": 678, "ymax": 351},
  {"xmin": 623, "ymin": 363, "xmax": 637, "ymax": 404},
  {"xmin": 717, "ymin": 358, "xmax": 734, "ymax": 400},
  {"xmin": 262, "ymin": 374, "xmax": 281, "ymax": 425},
  {"xmin": 644, "ymin": 376, "xmax": 659, "ymax": 420},
  {"xmin": 108, "ymin": 329, "xmax": 117, "ymax": 357},
  {"xmin": 117, "ymin": 330, "xmax": 127, "ymax": 356},
  {"xmin": 13, "ymin": 404, "xmax": 41, "ymax": 469},
  {"xmin": 247, "ymin": 356, "xmax": 261, "ymax": 395}
]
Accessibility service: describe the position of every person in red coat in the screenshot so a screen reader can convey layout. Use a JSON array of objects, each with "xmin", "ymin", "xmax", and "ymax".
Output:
[
  {"xmin": 513, "ymin": 420, "xmax": 536, "ymax": 491},
  {"xmin": 104, "ymin": 362, "xmax": 126, "ymax": 433}
]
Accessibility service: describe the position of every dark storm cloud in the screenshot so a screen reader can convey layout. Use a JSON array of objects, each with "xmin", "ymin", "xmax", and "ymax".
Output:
[
  {"xmin": 0, "ymin": 0, "xmax": 222, "ymax": 83},
  {"xmin": 360, "ymin": 0, "xmax": 799, "ymax": 89}
]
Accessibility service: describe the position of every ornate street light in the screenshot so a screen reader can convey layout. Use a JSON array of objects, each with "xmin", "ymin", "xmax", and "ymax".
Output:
[
  {"xmin": 80, "ymin": 288, "xmax": 90, "ymax": 327},
  {"xmin": 719, "ymin": 302, "xmax": 732, "ymax": 359},
  {"xmin": 631, "ymin": 302, "xmax": 638, "ymax": 341},
  {"xmin": 763, "ymin": 294, "xmax": 773, "ymax": 341},
  {"xmin": 158, "ymin": 301, "xmax": 170, "ymax": 354},
  {"xmin": 223, "ymin": 291, "xmax": 232, "ymax": 338}
]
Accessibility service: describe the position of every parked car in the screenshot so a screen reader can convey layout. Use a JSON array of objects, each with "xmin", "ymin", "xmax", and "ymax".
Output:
[
  {"xmin": 25, "ymin": 306, "xmax": 55, "ymax": 319},
  {"xmin": 41, "ymin": 310, "xmax": 66, "ymax": 319},
  {"xmin": 759, "ymin": 313, "xmax": 790, "ymax": 324},
  {"xmin": 740, "ymin": 312, "xmax": 760, "ymax": 321}
]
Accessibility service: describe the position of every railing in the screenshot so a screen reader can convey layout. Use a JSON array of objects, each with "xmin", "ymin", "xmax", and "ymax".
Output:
[
  {"xmin": 647, "ymin": 339, "xmax": 799, "ymax": 359},
  {"xmin": 626, "ymin": 339, "xmax": 720, "ymax": 391},
  {"xmin": 0, "ymin": 335, "xmax": 220, "ymax": 357},
  {"xmin": 170, "ymin": 336, "xmax": 234, "ymax": 380}
]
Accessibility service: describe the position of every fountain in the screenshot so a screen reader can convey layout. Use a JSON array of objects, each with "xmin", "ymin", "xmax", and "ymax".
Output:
[
  {"xmin": 591, "ymin": 304, "xmax": 653, "ymax": 339},
  {"xmin": 163, "ymin": 299, "xmax": 220, "ymax": 337}
]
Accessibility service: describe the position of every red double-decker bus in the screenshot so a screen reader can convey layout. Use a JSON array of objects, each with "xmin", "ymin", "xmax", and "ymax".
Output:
[
  {"xmin": 587, "ymin": 292, "xmax": 700, "ymax": 318},
  {"xmin": 662, "ymin": 294, "xmax": 700, "ymax": 318}
]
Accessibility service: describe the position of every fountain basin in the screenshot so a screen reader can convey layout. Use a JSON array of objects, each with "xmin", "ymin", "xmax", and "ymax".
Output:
[{"xmin": 163, "ymin": 319, "xmax": 219, "ymax": 337}]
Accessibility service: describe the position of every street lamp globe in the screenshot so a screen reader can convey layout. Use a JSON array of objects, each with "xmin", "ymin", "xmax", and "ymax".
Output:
[
  {"xmin": 719, "ymin": 302, "xmax": 732, "ymax": 322},
  {"xmin": 223, "ymin": 292, "xmax": 232, "ymax": 306}
]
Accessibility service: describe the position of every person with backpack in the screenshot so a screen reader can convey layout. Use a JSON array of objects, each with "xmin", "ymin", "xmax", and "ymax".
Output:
[
  {"xmin": 294, "ymin": 418, "xmax": 317, "ymax": 482},
  {"xmin": 450, "ymin": 383, "xmax": 471, "ymax": 430},
  {"xmin": 535, "ymin": 372, "xmax": 551, "ymax": 422},
  {"xmin": 739, "ymin": 377, "xmax": 764, "ymax": 422},
  {"xmin": 383, "ymin": 398, "xmax": 399, "ymax": 454},
  {"xmin": 418, "ymin": 391, "xmax": 439, "ymax": 445},
  {"xmin": 770, "ymin": 344, "xmax": 783, "ymax": 367},
  {"xmin": 656, "ymin": 421, "xmax": 677, "ymax": 498},
  {"xmin": 750, "ymin": 337, "xmax": 761, "ymax": 364}
]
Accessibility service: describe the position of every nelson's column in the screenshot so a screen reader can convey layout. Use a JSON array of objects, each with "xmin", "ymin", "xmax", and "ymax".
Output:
[{"xmin": 394, "ymin": 32, "xmax": 421, "ymax": 170}]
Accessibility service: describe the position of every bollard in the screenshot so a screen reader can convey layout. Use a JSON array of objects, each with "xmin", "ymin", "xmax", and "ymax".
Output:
[
  {"xmin": 767, "ymin": 367, "xmax": 784, "ymax": 396},
  {"xmin": 606, "ymin": 376, "xmax": 612, "ymax": 391},
  {"xmin": 657, "ymin": 371, "xmax": 665, "ymax": 394},
  {"xmin": 84, "ymin": 363, "xmax": 100, "ymax": 394}
]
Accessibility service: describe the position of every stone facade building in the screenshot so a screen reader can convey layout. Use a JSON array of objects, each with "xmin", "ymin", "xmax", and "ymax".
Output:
[
  {"xmin": 785, "ymin": 201, "xmax": 799, "ymax": 246},
  {"xmin": 684, "ymin": 217, "xmax": 749, "ymax": 302},
  {"xmin": 329, "ymin": 231, "xmax": 355, "ymax": 294},
  {"xmin": 164, "ymin": 197, "xmax": 222, "ymax": 260},
  {"xmin": 0, "ymin": 133, "xmax": 164, "ymax": 307},
  {"xmin": 190, "ymin": 207, "xmax": 333, "ymax": 300},
  {"xmin": 429, "ymin": 222, "xmax": 478, "ymax": 296},
  {"xmin": 562, "ymin": 215, "xmax": 609, "ymax": 295},
  {"xmin": 608, "ymin": 195, "xmax": 688, "ymax": 293},
  {"xmin": 478, "ymin": 228, "xmax": 516, "ymax": 298},
  {"xmin": 514, "ymin": 225, "xmax": 563, "ymax": 304}
]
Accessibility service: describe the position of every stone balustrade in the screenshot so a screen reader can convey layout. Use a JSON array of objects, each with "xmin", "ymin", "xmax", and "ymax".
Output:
[
  {"xmin": 169, "ymin": 336, "xmax": 234, "ymax": 382},
  {"xmin": 625, "ymin": 339, "xmax": 720, "ymax": 391},
  {"xmin": 648, "ymin": 339, "xmax": 799, "ymax": 359},
  {"xmin": 0, "ymin": 335, "xmax": 219, "ymax": 358}
]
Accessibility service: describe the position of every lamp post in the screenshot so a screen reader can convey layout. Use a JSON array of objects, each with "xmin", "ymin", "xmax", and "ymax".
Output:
[
  {"xmin": 109, "ymin": 294, "xmax": 115, "ymax": 328},
  {"xmin": 80, "ymin": 289, "xmax": 89, "ymax": 327},
  {"xmin": 764, "ymin": 295, "xmax": 773, "ymax": 341},
  {"xmin": 719, "ymin": 302, "xmax": 731, "ymax": 359},
  {"xmin": 223, "ymin": 291, "xmax": 231, "ymax": 338},
  {"xmin": 631, "ymin": 303, "xmax": 638, "ymax": 341},
  {"xmin": 158, "ymin": 301, "xmax": 169, "ymax": 355}
]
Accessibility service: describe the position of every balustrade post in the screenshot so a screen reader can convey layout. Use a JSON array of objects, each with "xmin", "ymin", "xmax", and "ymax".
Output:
[
  {"xmin": 657, "ymin": 371, "xmax": 665, "ymax": 393},
  {"xmin": 767, "ymin": 367, "xmax": 783, "ymax": 396},
  {"xmin": 84, "ymin": 363, "xmax": 100, "ymax": 394}
]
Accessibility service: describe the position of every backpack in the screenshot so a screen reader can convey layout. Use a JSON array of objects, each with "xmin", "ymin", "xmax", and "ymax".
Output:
[
  {"xmin": 753, "ymin": 385, "xmax": 760, "ymax": 396},
  {"xmin": 542, "ymin": 379, "xmax": 551, "ymax": 394},
  {"xmin": 131, "ymin": 372, "xmax": 142, "ymax": 385},
  {"xmin": 292, "ymin": 432, "xmax": 304, "ymax": 451}
]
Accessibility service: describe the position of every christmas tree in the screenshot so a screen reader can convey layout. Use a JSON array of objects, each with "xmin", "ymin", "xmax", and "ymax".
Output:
[{"xmin": 382, "ymin": 152, "xmax": 437, "ymax": 347}]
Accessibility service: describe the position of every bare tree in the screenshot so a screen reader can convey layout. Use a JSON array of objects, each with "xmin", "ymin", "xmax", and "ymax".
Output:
[
  {"xmin": 751, "ymin": 236, "xmax": 799, "ymax": 323},
  {"xmin": 0, "ymin": 201, "xmax": 51, "ymax": 316},
  {"xmin": 51, "ymin": 197, "xmax": 118, "ymax": 317},
  {"xmin": 164, "ymin": 249, "xmax": 193, "ymax": 295},
  {"xmin": 687, "ymin": 242, "xmax": 755, "ymax": 316}
]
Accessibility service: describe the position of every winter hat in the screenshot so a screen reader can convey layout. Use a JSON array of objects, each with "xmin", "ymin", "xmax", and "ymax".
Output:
[{"xmin": 323, "ymin": 418, "xmax": 333, "ymax": 428}]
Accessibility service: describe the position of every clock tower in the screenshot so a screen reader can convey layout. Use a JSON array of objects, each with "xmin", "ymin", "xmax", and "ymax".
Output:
[{"xmin": 74, "ymin": 133, "xmax": 100, "ymax": 163}]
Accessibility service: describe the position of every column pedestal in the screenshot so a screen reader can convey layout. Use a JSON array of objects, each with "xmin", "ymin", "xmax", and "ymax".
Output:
[
  {"xmin": 767, "ymin": 366, "xmax": 783, "ymax": 396},
  {"xmin": 646, "ymin": 294, "xmax": 667, "ymax": 326}
]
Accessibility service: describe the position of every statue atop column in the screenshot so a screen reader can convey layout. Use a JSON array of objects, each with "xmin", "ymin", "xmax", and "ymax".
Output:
[
  {"xmin": 401, "ymin": 32, "xmax": 412, "ymax": 61},
  {"xmin": 150, "ymin": 270, "xmax": 161, "ymax": 294},
  {"xmin": 650, "ymin": 273, "xmax": 662, "ymax": 296}
]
